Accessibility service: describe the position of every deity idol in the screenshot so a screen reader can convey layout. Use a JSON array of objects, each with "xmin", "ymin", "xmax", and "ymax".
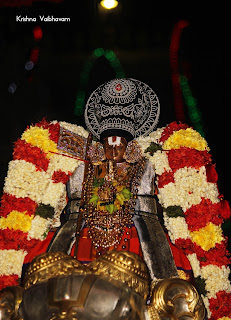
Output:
[{"xmin": 0, "ymin": 79, "xmax": 230, "ymax": 319}]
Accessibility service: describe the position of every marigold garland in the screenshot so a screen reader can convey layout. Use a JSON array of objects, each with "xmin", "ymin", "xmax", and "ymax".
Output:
[
  {"xmin": 0, "ymin": 211, "xmax": 33, "ymax": 232},
  {"xmin": 163, "ymin": 128, "xmax": 210, "ymax": 151},
  {"xmin": 159, "ymin": 121, "xmax": 189, "ymax": 143},
  {"xmin": 21, "ymin": 126, "xmax": 58, "ymax": 158},
  {"xmin": 190, "ymin": 223, "xmax": 224, "ymax": 251}
]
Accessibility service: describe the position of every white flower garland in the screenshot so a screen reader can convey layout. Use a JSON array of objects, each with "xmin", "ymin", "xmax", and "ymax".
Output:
[
  {"xmin": 136, "ymin": 124, "xmax": 231, "ymax": 319},
  {"xmin": 1, "ymin": 120, "xmax": 230, "ymax": 319}
]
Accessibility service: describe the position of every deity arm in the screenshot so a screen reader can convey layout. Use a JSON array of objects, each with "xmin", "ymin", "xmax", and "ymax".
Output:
[{"xmin": 132, "ymin": 160, "xmax": 179, "ymax": 282}]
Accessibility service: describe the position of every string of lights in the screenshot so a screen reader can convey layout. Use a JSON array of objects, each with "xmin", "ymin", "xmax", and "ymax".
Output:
[
  {"xmin": 180, "ymin": 75, "xmax": 205, "ymax": 137},
  {"xmin": 74, "ymin": 48, "xmax": 125, "ymax": 116},
  {"xmin": 169, "ymin": 20, "xmax": 189, "ymax": 122}
]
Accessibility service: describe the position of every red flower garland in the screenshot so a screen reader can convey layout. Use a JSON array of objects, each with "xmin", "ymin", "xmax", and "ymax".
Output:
[
  {"xmin": 209, "ymin": 291, "xmax": 231, "ymax": 319},
  {"xmin": 206, "ymin": 164, "xmax": 219, "ymax": 183},
  {"xmin": 0, "ymin": 228, "xmax": 40, "ymax": 251},
  {"xmin": 35, "ymin": 118, "xmax": 60, "ymax": 144},
  {"xmin": 219, "ymin": 199, "xmax": 231, "ymax": 220},
  {"xmin": 167, "ymin": 147, "xmax": 211, "ymax": 172},
  {"xmin": 158, "ymin": 171, "xmax": 175, "ymax": 188},
  {"xmin": 0, "ymin": 193, "xmax": 37, "ymax": 218},
  {"xmin": 0, "ymin": 275, "xmax": 19, "ymax": 291},
  {"xmin": 174, "ymin": 237, "xmax": 231, "ymax": 268},
  {"xmin": 159, "ymin": 121, "xmax": 189, "ymax": 143},
  {"xmin": 184, "ymin": 198, "xmax": 224, "ymax": 232},
  {"xmin": 52, "ymin": 170, "xmax": 72, "ymax": 184},
  {"xmin": 174, "ymin": 238, "xmax": 195, "ymax": 255},
  {"xmin": 196, "ymin": 240, "xmax": 231, "ymax": 268},
  {"xmin": 13, "ymin": 139, "xmax": 49, "ymax": 172}
]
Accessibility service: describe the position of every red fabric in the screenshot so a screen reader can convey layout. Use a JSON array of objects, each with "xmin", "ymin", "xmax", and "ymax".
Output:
[
  {"xmin": 24, "ymin": 231, "xmax": 55, "ymax": 264},
  {"xmin": 71, "ymin": 226, "xmax": 143, "ymax": 261},
  {"xmin": 166, "ymin": 235, "xmax": 192, "ymax": 271},
  {"xmin": 24, "ymin": 228, "xmax": 192, "ymax": 274}
]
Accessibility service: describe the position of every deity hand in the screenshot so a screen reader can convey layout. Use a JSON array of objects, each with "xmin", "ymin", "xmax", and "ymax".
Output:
[
  {"xmin": 148, "ymin": 278, "xmax": 206, "ymax": 320},
  {"xmin": 0, "ymin": 286, "xmax": 24, "ymax": 320}
]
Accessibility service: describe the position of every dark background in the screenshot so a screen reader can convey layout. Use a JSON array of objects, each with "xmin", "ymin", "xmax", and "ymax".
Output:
[{"xmin": 0, "ymin": 1, "xmax": 230, "ymax": 210}]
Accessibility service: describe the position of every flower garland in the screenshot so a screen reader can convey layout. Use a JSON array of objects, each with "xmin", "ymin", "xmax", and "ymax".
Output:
[
  {"xmin": 0, "ymin": 120, "xmax": 230, "ymax": 319},
  {"xmin": 137, "ymin": 121, "xmax": 231, "ymax": 320},
  {"xmin": 0, "ymin": 119, "xmax": 88, "ymax": 289}
]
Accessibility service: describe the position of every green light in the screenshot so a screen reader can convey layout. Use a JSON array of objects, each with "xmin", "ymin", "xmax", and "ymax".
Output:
[
  {"xmin": 74, "ymin": 48, "xmax": 125, "ymax": 116},
  {"xmin": 116, "ymin": 71, "xmax": 125, "ymax": 77},
  {"xmin": 104, "ymin": 50, "xmax": 116, "ymax": 61},
  {"xmin": 180, "ymin": 74, "xmax": 205, "ymax": 137},
  {"xmin": 93, "ymin": 48, "xmax": 104, "ymax": 57},
  {"xmin": 187, "ymin": 96, "xmax": 197, "ymax": 108}
]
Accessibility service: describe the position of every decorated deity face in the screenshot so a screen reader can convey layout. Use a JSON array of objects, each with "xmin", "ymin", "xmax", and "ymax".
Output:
[{"xmin": 103, "ymin": 136, "xmax": 127, "ymax": 163}]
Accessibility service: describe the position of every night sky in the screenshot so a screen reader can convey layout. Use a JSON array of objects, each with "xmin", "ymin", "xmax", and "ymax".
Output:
[{"xmin": 0, "ymin": 1, "xmax": 230, "ymax": 208}]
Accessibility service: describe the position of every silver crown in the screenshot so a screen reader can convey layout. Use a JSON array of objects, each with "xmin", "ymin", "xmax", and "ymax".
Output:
[{"xmin": 85, "ymin": 78, "xmax": 160, "ymax": 140}]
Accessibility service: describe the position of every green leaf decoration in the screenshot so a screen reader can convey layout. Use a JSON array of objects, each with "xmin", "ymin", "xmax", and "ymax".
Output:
[
  {"xmin": 93, "ymin": 177, "xmax": 104, "ymax": 187},
  {"xmin": 121, "ymin": 188, "xmax": 132, "ymax": 199},
  {"xmin": 89, "ymin": 194, "xmax": 99, "ymax": 205},
  {"xmin": 106, "ymin": 204, "xmax": 114, "ymax": 214},
  {"xmin": 35, "ymin": 204, "xmax": 54, "ymax": 219},
  {"xmin": 144, "ymin": 142, "xmax": 162, "ymax": 155},
  {"xmin": 194, "ymin": 276, "xmax": 207, "ymax": 296},
  {"xmin": 165, "ymin": 206, "xmax": 184, "ymax": 218}
]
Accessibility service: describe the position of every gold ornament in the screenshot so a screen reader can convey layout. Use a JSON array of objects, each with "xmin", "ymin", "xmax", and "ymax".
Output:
[
  {"xmin": 124, "ymin": 140, "xmax": 143, "ymax": 163},
  {"xmin": 23, "ymin": 251, "xmax": 149, "ymax": 300},
  {"xmin": 87, "ymin": 142, "xmax": 105, "ymax": 165},
  {"xmin": 84, "ymin": 158, "xmax": 145, "ymax": 251},
  {"xmin": 88, "ymin": 250, "xmax": 150, "ymax": 299},
  {"xmin": 23, "ymin": 252, "xmax": 87, "ymax": 290},
  {"xmin": 150, "ymin": 278, "xmax": 206, "ymax": 319}
]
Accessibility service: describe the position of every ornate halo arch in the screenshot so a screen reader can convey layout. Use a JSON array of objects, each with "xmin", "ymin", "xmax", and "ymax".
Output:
[{"xmin": 84, "ymin": 78, "xmax": 160, "ymax": 140}]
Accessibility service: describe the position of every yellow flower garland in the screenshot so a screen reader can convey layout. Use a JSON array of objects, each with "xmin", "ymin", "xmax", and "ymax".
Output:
[
  {"xmin": 0, "ymin": 210, "xmax": 33, "ymax": 232},
  {"xmin": 21, "ymin": 126, "xmax": 58, "ymax": 158},
  {"xmin": 163, "ymin": 128, "xmax": 210, "ymax": 151},
  {"xmin": 190, "ymin": 222, "xmax": 224, "ymax": 251}
]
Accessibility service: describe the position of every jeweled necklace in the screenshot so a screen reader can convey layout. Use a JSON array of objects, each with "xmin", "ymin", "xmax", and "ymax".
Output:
[{"xmin": 81, "ymin": 158, "xmax": 146, "ymax": 254}]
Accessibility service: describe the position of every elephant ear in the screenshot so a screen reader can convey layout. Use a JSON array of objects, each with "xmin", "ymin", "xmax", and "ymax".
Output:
[
  {"xmin": 136, "ymin": 121, "xmax": 231, "ymax": 319},
  {"xmin": 0, "ymin": 119, "xmax": 89, "ymax": 290}
]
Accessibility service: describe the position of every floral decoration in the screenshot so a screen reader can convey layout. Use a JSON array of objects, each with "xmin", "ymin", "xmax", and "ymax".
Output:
[
  {"xmin": 138, "ymin": 121, "xmax": 231, "ymax": 319},
  {"xmin": 0, "ymin": 119, "xmax": 230, "ymax": 319},
  {"xmin": 0, "ymin": 119, "xmax": 87, "ymax": 289}
]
